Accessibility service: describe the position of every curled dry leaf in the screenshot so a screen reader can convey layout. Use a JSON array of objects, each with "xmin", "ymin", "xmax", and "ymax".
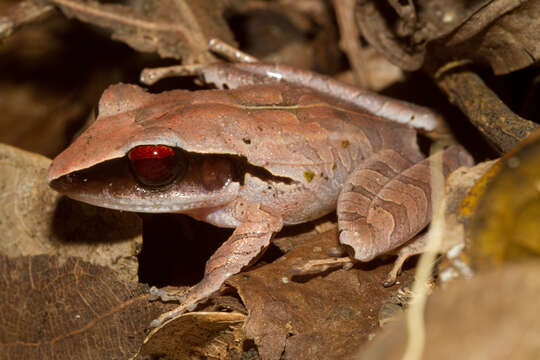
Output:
[
  {"xmin": 49, "ymin": 0, "xmax": 235, "ymax": 63},
  {"xmin": 354, "ymin": 261, "xmax": 540, "ymax": 360},
  {"xmin": 445, "ymin": 0, "xmax": 540, "ymax": 75},
  {"xmin": 463, "ymin": 129, "xmax": 540, "ymax": 269},
  {"xmin": 0, "ymin": 143, "xmax": 141, "ymax": 282},
  {"xmin": 0, "ymin": 255, "xmax": 172, "ymax": 360},
  {"xmin": 355, "ymin": 0, "xmax": 493, "ymax": 70},
  {"xmin": 136, "ymin": 312, "xmax": 247, "ymax": 360},
  {"xmin": 355, "ymin": 0, "xmax": 539, "ymax": 75}
]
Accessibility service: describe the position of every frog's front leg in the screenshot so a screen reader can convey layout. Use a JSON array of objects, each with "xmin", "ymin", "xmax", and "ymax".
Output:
[
  {"xmin": 338, "ymin": 145, "xmax": 472, "ymax": 284},
  {"xmin": 150, "ymin": 199, "xmax": 283, "ymax": 328}
]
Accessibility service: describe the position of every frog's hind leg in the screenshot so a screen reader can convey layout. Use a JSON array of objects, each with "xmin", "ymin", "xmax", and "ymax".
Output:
[
  {"xmin": 338, "ymin": 148, "xmax": 431, "ymax": 263},
  {"xmin": 383, "ymin": 232, "xmax": 428, "ymax": 287},
  {"xmin": 338, "ymin": 146, "xmax": 471, "ymax": 283},
  {"xmin": 149, "ymin": 199, "xmax": 283, "ymax": 328}
]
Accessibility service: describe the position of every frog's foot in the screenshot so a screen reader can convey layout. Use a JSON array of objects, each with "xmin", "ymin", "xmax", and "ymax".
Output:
[
  {"xmin": 148, "ymin": 286, "xmax": 187, "ymax": 302},
  {"xmin": 148, "ymin": 268, "xmax": 229, "ymax": 328},
  {"xmin": 383, "ymin": 232, "xmax": 428, "ymax": 287}
]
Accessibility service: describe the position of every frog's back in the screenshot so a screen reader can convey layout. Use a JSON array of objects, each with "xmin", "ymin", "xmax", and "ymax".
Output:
[
  {"xmin": 48, "ymin": 82, "xmax": 420, "ymax": 188},
  {"xmin": 162, "ymin": 83, "xmax": 421, "ymax": 183}
]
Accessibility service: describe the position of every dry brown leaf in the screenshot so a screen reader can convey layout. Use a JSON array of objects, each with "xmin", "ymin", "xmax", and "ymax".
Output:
[
  {"xmin": 50, "ymin": 0, "xmax": 234, "ymax": 63},
  {"xmin": 465, "ymin": 129, "xmax": 540, "ymax": 268},
  {"xmin": 226, "ymin": 228, "xmax": 413, "ymax": 360},
  {"xmin": 355, "ymin": 0, "xmax": 492, "ymax": 70},
  {"xmin": 355, "ymin": 261, "xmax": 540, "ymax": 360},
  {"xmin": 137, "ymin": 312, "xmax": 247, "ymax": 360},
  {"xmin": 355, "ymin": 0, "xmax": 538, "ymax": 74},
  {"xmin": 446, "ymin": 0, "xmax": 539, "ymax": 75},
  {"xmin": 0, "ymin": 143, "xmax": 141, "ymax": 282},
  {"xmin": 0, "ymin": 254, "xmax": 172, "ymax": 360}
]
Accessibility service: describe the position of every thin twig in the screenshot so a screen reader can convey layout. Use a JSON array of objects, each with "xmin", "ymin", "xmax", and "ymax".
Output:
[
  {"xmin": 434, "ymin": 65, "xmax": 539, "ymax": 154},
  {"xmin": 140, "ymin": 64, "xmax": 206, "ymax": 85},
  {"xmin": 332, "ymin": 0, "xmax": 371, "ymax": 88},
  {"xmin": 49, "ymin": 0, "xmax": 192, "ymax": 43},
  {"xmin": 208, "ymin": 39, "xmax": 258, "ymax": 63}
]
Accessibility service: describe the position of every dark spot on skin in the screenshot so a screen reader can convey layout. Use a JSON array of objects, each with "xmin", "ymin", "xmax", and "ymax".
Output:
[
  {"xmin": 304, "ymin": 171, "xmax": 315, "ymax": 182},
  {"xmin": 341, "ymin": 140, "xmax": 350, "ymax": 148},
  {"xmin": 243, "ymin": 138, "xmax": 251, "ymax": 144},
  {"xmin": 257, "ymin": 126, "xmax": 263, "ymax": 131},
  {"xmin": 332, "ymin": 164, "xmax": 337, "ymax": 170}
]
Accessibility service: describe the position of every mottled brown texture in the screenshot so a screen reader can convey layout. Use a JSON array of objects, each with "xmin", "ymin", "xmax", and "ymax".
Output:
[
  {"xmin": 435, "ymin": 68, "xmax": 539, "ymax": 154},
  {"xmin": 227, "ymin": 229, "xmax": 413, "ymax": 360},
  {"xmin": 138, "ymin": 312, "xmax": 247, "ymax": 360},
  {"xmin": 0, "ymin": 255, "xmax": 173, "ymax": 360},
  {"xmin": 444, "ymin": 0, "xmax": 540, "ymax": 75},
  {"xmin": 338, "ymin": 146, "xmax": 472, "ymax": 262},
  {"xmin": 355, "ymin": 0, "xmax": 538, "ymax": 75},
  {"xmin": 49, "ymin": 0, "xmax": 234, "ymax": 63}
]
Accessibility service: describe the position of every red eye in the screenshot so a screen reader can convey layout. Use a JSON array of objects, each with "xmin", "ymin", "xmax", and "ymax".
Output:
[{"xmin": 128, "ymin": 145, "xmax": 186, "ymax": 187}]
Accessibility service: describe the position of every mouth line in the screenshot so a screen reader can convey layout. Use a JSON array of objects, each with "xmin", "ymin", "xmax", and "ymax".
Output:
[{"xmin": 61, "ymin": 181, "xmax": 240, "ymax": 213}]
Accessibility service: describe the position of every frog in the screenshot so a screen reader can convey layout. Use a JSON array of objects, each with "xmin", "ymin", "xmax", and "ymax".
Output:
[{"xmin": 47, "ymin": 57, "xmax": 472, "ymax": 328}]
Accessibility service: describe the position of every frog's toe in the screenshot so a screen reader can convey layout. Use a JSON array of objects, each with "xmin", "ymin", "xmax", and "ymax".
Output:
[
  {"xmin": 148, "ymin": 286, "xmax": 186, "ymax": 303},
  {"xmin": 149, "ymin": 304, "xmax": 193, "ymax": 329},
  {"xmin": 382, "ymin": 269, "xmax": 400, "ymax": 287},
  {"xmin": 339, "ymin": 230, "xmax": 378, "ymax": 262}
]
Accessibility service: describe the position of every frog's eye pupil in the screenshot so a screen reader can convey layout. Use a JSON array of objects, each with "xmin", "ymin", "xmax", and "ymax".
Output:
[{"xmin": 128, "ymin": 145, "xmax": 185, "ymax": 187}]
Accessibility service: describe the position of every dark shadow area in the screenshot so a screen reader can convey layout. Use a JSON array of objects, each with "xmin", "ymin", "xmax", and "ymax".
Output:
[
  {"xmin": 381, "ymin": 70, "xmax": 498, "ymax": 162},
  {"xmin": 51, "ymin": 196, "xmax": 141, "ymax": 245},
  {"xmin": 137, "ymin": 213, "xmax": 233, "ymax": 288}
]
